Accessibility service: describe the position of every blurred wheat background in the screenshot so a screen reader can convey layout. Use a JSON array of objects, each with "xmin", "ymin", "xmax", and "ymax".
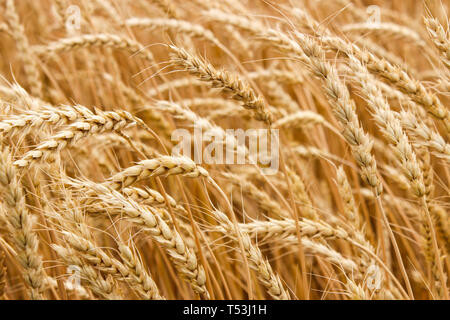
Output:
[{"xmin": 0, "ymin": 0, "xmax": 449, "ymax": 300}]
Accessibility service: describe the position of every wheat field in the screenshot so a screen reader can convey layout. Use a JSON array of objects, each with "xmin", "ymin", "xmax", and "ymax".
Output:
[{"xmin": 0, "ymin": 0, "xmax": 449, "ymax": 300}]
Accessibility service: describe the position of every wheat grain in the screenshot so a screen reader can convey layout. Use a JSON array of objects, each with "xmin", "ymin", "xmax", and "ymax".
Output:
[{"xmin": 341, "ymin": 22, "xmax": 427, "ymax": 49}]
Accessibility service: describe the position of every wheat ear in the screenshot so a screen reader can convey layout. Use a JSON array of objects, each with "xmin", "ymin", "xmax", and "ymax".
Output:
[
  {"xmin": 0, "ymin": 249, "xmax": 6, "ymax": 299},
  {"xmin": 283, "ymin": 236, "xmax": 359, "ymax": 275},
  {"xmin": 399, "ymin": 110, "xmax": 450, "ymax": 162},
  {"xmin": 272, "ymin": 111, "xmax": 328, "ymax": 129},
  {"xmin": 229, "ymin": 218, "xmax": 348, "ymax": 242},
  {"xmin": 118, "ymin": 242, "xmax": 164, "ymax": 300},
  {"xmin": 430, "ymin": 206, "xmax": 450, "ymax": 255},
  {"xmin": 102, "ymin": 77, "xmax": 172, "ymax": 138},
  {"xmin": 202, "ymin": 13, "xmax": 382, "ymax": 193},
  {"xmin": 60, "ymin": 229, "xmax": 164, "ymax": 300},
  {"xmin": 4, "ymin": 0, "xmax": 41, "ymax": 98},
  {"xmin": 348, "ymin": 54, "xmax": 447, "ymax": 279},
  {"xmin": 149, "ymin": 0, "xmax": 179, "ymax": 18},
  {"xmin": 34, "ymin": 34, "xmax": 154, "ymax": 63},
  {"xmin": 169, "ymin": 45, "xmax": 272, "ymax": 124},
  {"xmin": 146, "ymin": 69, "xmax": 302, "ymax": 98},
  {"xmin": 293, "ymin": 7, "xmax": 449, "ymax": 132},
  {"xmin": 424, "ymin": 17, "xmax": 450, "ymax": 69},
  {"xmin": 14, "ymin": 108, "xmax": 136, "ymax": 168},
  {"xmin": 286, "ymin": 169, "xmax": 319, "ymax": 221},
  {"xmin": 70, "ymin": 180, "xmax": 209, "ymax": 298},
  {"xmin": 0, "ymin": 148, "xmax": 46, "ymax": 299},
  {"xmin": 52, "ymin": 245, "xmax": 121, "ymax": 300},
  {"xmin": 322, "ymin": 35, "xmax": 450, "ymax": 133},
  {"xmin": 216, "ymin": 19, "xmax": 382, "ymax": 193},
  {"xmin": 55, "ymin": 197, "xmax": 164, "ymax": 300},
  {"xmin": 346, "ymin": 53, "xmax": 448, "ymax": 296},
  {"xmin": 341, "ymin": 22, "xmax": 427, "ymax": 49},
  {"xmin": 123, "ymin": 186, "xmax": 186, "ymax": 213},
  {"xmin": 126, "ymin": 18, "xmax": 220, "ymax": 45},
  {"xmin": 283, "ymin": 31, "xmax": 382, "ymax": 194},
  {"xmin": 223, "ymin": 172, "xmax": 286, "ymax": 219},
  {"xmin": 346, "ymin": 55, "xmax": 425, "ymax": 197},
  {"xmin": 105, "ymin": 155, "xmax": 209, "ymax": 190},
  {"xmin": 344, "ymin": 278, "xmax": 370, "ymax": 300},
  {"xmin": 0, "ymin": 104, "xmax": 96, "ymax": 138},
  {"xmin": 213, "ymin": 210, "xmax": 291, "ymax": 299},
  {"xmin": 336, "ymin": 166, "xmax": 361, "ymax": 230},
  {"xmin": 335, "ymin": 166, "xmax": 378, "ymax": 272}
]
